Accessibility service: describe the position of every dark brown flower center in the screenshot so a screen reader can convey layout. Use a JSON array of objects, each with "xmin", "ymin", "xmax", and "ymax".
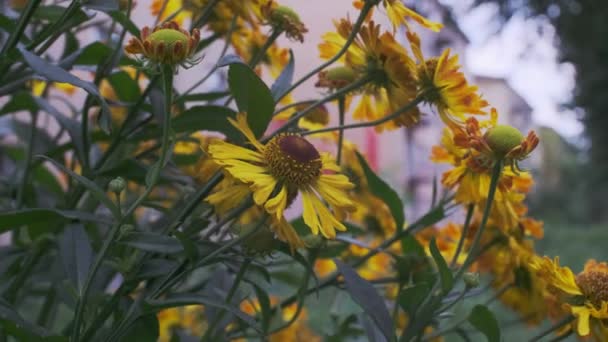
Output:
[
  {"xmin": 264, "ymin": 134, "xmax": 322, "ymax": 186},
  {"xmin": 576, "ymin": 271, "xmax": 608, "ymax": 308}
]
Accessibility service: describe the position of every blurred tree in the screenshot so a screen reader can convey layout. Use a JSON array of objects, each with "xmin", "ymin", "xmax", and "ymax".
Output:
[{"xmin": 471, "ymin": 0, "xmax": 608, "ymax": 221}]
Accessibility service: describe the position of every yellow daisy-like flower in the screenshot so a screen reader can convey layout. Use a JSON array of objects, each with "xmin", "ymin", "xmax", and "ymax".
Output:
[
  {"xmin": 407, "ymin": 31, "xmax": 489, "ymax": 128},
  {"xmin": 531, "ymin": 257, "xmax": 608, "ymax": 338},
  {"xmin": 318, "ymin": 19, "xmax": 420, "ymax": 132},
  {"xmin": 208, "ymin": 113, "xmax": 355, "ymax": 239},
  {"xmin": 353, "ymin": 0, "xmax": 443, "ymax": 32},
  {"xmin": 430, "ymin": 111, "xmax": 539, "ymax": 233}
]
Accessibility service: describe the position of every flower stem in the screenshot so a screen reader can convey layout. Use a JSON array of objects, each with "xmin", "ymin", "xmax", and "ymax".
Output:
[
  {"xmin": 70, "ymin": 65, "xmax": 175, "ymax": 341},
  {"xmin": 269, "ymin": 76, "xmax": 372, "ymax": 139},
  {"xmin": 450, "ymin": 203, "xmax": 474, "ymax": 267},
  {"xmin": 454, "ymin": 161, "xmax": 503, "ymax": 281},
  {"xmin": 336, "ymin": 95, "xmax": 346, "ymax": 164},
  {"xmin": 528, "ymin": 315, "xmax": 575, "ymax": 342},
  {"xmin": 303, "ymin": 94, "xmax": 426, "ymax": 136}
]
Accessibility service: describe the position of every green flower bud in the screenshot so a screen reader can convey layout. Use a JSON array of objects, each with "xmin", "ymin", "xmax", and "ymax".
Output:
[
  {"xmin": 271, "ymin": 5, "xmax": 301, "ymax": 25},
  {"xmin": 463, "ymin": 272, "xmax": 480, "ymax": 289},
  {"xmin": 316, "ymin": 66, "xmax": 358, "ymax": 89},
  {"xmin": 485, "ymin": 125, "xmax": 524, "ymax": 158},
  {"xmin": 120, "ymin": 224, "xmax": 135, "ymax": 236},
  {"xmin": 108, "ymin": 177, "xmax": 127, "ymax": 194}
]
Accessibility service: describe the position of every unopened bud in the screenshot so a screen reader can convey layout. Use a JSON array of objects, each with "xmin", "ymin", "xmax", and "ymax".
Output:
[
  {"xmin": 108, "ymin": 177, "xmax": 126, "ymax": 194},
  {"xmin": 120, "ymin": 224, "xmax": 135, "ymax": 236},
  {"xmin": 463, "ymin": 272, "xmax": 480, "ymax": 289},
  {"xmin": 485, "ymin": 125, "xmax": 524, "ymax": 158}
]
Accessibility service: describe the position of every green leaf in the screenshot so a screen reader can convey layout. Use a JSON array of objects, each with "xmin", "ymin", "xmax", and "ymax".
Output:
[
  {"xmin": 107, "ymin": 70, "xmax": 140, "ymax": 102},
  {"xmin": 73, "ymin": 42, "xmax": 134, "ymax": 66},
  {"xmin": 33, "ymin": 5, "xmax": 89, "ymax": 25},
  {"xmin": 0, "ymin": 209, "xmax": 111, "ymax": 234},
  {"xmin": 224, "ymin": 56, "xmax": 274, "ymax": 138},
  {"xmin": 251, "ymin": 284, "xmax": 272, "ymax": 333},
  {"xmin": 270, "ymin": 49, "xmax": 294, "ymax": 101},
  {"xmin": 174, "ymin": 231, "xmax": 199, "ymax": 260},
  {"xmin": 34, "ymin": 97, "xmax": 86, "ymax": 166},
  {"xmin": 175, "ymin": 91, "xmax": 230, "ymax": 105},
  {"xmin": 429, "ymin": 237, "xmax": 454, "ymax": 294},
  {"xmin": 19, "ymin": 48, "xmax": 112, "ymax": 133},
  {"xmin": 37, "ymin": 155, "xmax": 121, "ymax": 219},
  {"xmin": 121, "ymin": 314, "xmax": 159, "ymax": 342},
  {"xmin": 398, "ymin": 282, "xmax": 432, "ymax": 315},
  {"xmin": 135, "ymin": 259, "xmax": 180, "ymax": 280},
  {"xmin": 0, "ymin": 299, "xmax": 55, "ymax": 339},
  {"xmin": 82, "ymin": 0, "xmax": 119, "ymax": 11},
  {"xmin": 172, "ymin": 105, "xmax": 240, "ymax": 141},
  {"xmin": 108, "ymin": 10, "xmax": 140, "ymax": 37},
  {"xmin": 400, "ymin": 235, "xmax": 425, "ymax": 257},
  {"xmin": 59, "ymin": 224, "xmax": 93, "ymax": 296},
  {"xmin": 356, "ymin": 151, "xmax": 404, "ymax": 231},
  {"xmin": 468, "ymin": 305, "xmax": 500, "ymax": 342},
  {"xmin": 144, "ymin": 294, "xmax": 260, "ymax": 332},
  {"xmin": 119, "ymin": 232, "xmax": 184, "ymax": 254},
  {"xmin": 334, "ymin": 259, "xmax": 395, "ymax": 342},
  {"xmin": 0, "ymin": 92, "xmax": 38, "ymax": 116}
]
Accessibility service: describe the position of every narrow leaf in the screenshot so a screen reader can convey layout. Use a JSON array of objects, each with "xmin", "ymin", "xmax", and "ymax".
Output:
[
  {"xmin": 0, "ymin": 299, "xmax": 53, "ymax": 338},
  {"xmin": 334, "ymin": 259, "xmax": 395, "ymax": 341},
  {"xmin": 144, "ymin": 294, "xmax": 260, "ymax": 332},
  {"xmin": 0, "ymin": 208, "xmax": 111, "ymax": 234},
  {"xmin": 429, "ymin": 237, "xmax": 454, "ymax": 294},
  {"xmin": 59, "ymin": 224, "xmax": 93, "ymax": 296},
  {"xmin": 18, "ymin": 47, "xmax": 112, "ymax": 133},
  {"xmin": 270, "ymin": 49, "xmax": 294, "ymax": 101},
  {"xmin": 107, "ymin": 70, "xmax": 140, "ymax": 102},
  {"xmin": 108, "ymin": 11, "xmax": 140, "ymax": 37},
  {"xmin": 82, "ymin": 0, "xmax": 119, "ymax": 11},
  {"xmin": 468, "ymin": 305, "xmax": 500, "ymax": 342},
  {"xmin": 356, "ymin": 152, "xmax": 404, "ymax": 231},
  {"xmin": 34, "ymin": 97, "xmax": 86, "ymax": 166},
  {"xmin": 223, "ymin": 56, "xmax": 274, "ymax": 137},
  {"xmin": 37, "ymin": 155, "xmax": 121, "ymax": 218},
  {"xmin": 119, "ymin": 232, "xmax": 184, "ymax": 254}
]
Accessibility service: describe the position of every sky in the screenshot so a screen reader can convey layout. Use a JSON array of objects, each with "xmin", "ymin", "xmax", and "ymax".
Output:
[{"xmin": 451, "ymin": 2, "xmax": 583, "ymax": 138}]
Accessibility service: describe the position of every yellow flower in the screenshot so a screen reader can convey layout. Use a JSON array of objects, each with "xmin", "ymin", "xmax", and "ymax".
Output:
[
  {"xmin": 408, "ymin": 31, "xmax": 489, "ymax": 128},
  {"xmin": 157, "ymin": 305, "xmax": 205, "ymax": 342},
  {"xmin": 431, "ymin": 111, "xmax": 539, "ymax": 233},
  {"xmin": 353, "ymin": 0, "xmax": 443, "ymax": 32},
  {"xmin": 318, "ymin": 19, "xmax": 420, "ymax": 132},
  {"xmin": 207, "ymin": 113, "xmax": 355, "ymax": 242},
  {"xmin": 531, "ymin": 257, "xmax": 608, "ymax": 338},
  {"xmin": 476, "ymin": 237, "xmax": 548, "ymax": 324}
]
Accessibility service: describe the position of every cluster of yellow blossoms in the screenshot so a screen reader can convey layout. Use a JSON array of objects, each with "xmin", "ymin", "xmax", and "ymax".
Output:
[{"xmin": 115, "ymin": 0, "xmax": 606, "ymax": 340}]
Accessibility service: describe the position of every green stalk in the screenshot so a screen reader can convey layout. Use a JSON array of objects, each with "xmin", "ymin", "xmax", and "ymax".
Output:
[
  {"xmin": 454, "ymin": 161, "xmax": 503, "ymax": 281},
  {"xmin": 449, "ymin": 203, "xmax": 474, "ymax": 267},
  {"xmin": 302, "ymin": 95, "xmax": 426, "ymax": 136},
  {"xmin": 336, "ymin": 96, "xmax": 346, "ymax": 164},
  {"xmin": 15, "ymin": 110, "xmax": 38, "ymax": 209},
  {"xmin": 70, "ymin": 65, "xmax": 175, "ymax": 341},
  {"xmin": 202, "ymin": 260, "xmax": 252, "ymax": 341},
  {"xmin": 0, "ymin": 0, "xmax": 42, "ymax": 55},
  {"xmin": 269, "ymin": 76, "xmax": 372, "ymax": 139}
]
